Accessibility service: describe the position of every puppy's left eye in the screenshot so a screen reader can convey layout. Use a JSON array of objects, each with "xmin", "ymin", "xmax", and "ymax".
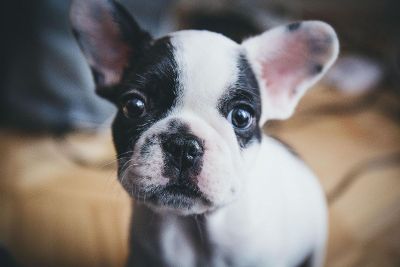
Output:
[
  {"xmin": 122, "ymin": 96, "xmax": 146, "ymax": 119},
  {"xmin": 227, "ymin": 106, "xmax": 254, "ymax": 129}
]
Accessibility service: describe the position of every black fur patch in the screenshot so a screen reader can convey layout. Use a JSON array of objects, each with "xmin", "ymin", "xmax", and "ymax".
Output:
[
  {"xmin": 168, "ymin": 118, "xmax": 190, "ymax": 132},
  {"xmin": 297, "ymin": 252, "xmax": 313, "ymax": 267},
  {"xmin": 218, "ymin": 53, "xmax": 262, "ymax": 148},
  {"xmin": 112, "ymin": 1, "xmax": 151, "ymax": 47},
  {"xmin": 287, "ymin": 22, "xmax": 301, "ymax": 32},
  {"xmin": 111, "ymin": 37, "xmax": 179, "ymax": 172},
  {"xmin": 311, "ymin": 63, "xmax": 324, "ymax": 75},
  {"xmin": 308, "ymin": 34, "xmax": 333, "ymax": 56}
]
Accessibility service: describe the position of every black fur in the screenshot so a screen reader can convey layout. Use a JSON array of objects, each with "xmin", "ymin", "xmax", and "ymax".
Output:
[
  {"xmin": 112, "ymin": 1, "xmax": 151, "ymax": 47},
  {"xmin": 311, "ymin": 63, "xmax": 324, "ymax": 75},
  {"xmin": 287, "ymin": 22, "xmax": 301, "ymax": 32},
  {"xmin": 218, "ymin": 53, "xmax": 262, "ymax": 148},
  {"xmin": 112, "ymin": 37, "xmax": 179, "ymax": 173},
  {"xmin": 308, "ymin": 34, "xmax": 333, "ymax": 56},
  {"xmin": 167, "ymin": 118, "xmax": 190, "ymax": 132},
  {"xmin": 297, "ymin": 253, "xmax": 313, "ymax": 267}
]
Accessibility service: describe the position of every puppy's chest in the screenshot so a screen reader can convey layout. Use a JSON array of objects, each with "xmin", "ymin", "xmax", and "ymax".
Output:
[{"xmin": 160, "ymin": 213, "xmax": 288, "ymax": 267}]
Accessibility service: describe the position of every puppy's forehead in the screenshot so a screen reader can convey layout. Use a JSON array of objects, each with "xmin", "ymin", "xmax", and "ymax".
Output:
[{"xmin": 169, "ymin": 30, "xmax": 241, "ymax": 109}]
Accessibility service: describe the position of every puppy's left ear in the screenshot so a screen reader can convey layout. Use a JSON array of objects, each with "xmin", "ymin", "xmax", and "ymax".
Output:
[
  {"xmin": 70, "ymin": 0, "xmax": 151, "ymax": 98},
  {"xmin": 242, "ymin": 21, "xmax": 339, "ymax": 122}
]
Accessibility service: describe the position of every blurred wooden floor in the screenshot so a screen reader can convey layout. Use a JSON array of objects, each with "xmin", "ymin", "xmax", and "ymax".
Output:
[{"xmin": 0, "ymin": 86, "xmax": 399, "ymax": 267}]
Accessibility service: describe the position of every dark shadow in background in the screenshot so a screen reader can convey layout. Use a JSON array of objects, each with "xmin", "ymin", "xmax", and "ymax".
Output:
[{"xmin": 0, "ymin": 0, "xmax": 399, "ymax": 134}]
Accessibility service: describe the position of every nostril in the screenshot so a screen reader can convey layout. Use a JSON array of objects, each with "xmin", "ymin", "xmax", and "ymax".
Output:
[{"xmin": 184, "ymin": 140, "xmax": 203, "ymax": 163}]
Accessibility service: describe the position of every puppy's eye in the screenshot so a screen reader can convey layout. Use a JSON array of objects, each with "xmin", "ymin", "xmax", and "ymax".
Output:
[
  {"xmin": 227, "ymin": 106, "xmax": 254, "ymax": 129},
  {"xmin": 122, "ymin": 96, "xmax": 146, "ymax": 119}
]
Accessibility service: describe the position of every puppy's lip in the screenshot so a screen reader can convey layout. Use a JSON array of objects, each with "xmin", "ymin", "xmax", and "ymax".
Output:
[
  {"xmin": 146, "ymin": 183, "xmax": 212, "ymax": 208},
  {"xmin": 164, "ymin": 183, "xmax": 202, "ymax": 198}
]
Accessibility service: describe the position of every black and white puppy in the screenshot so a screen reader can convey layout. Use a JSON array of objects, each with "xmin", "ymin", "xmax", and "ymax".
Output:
[{"xmin": 71, "ymin": 1, "xmax": 338, "ymax": 266}]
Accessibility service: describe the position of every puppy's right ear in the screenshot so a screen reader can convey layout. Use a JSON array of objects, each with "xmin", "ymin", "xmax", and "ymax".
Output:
[{"xmin": 70, "ymin": 0, "xmax": 151, "ymax": 98}]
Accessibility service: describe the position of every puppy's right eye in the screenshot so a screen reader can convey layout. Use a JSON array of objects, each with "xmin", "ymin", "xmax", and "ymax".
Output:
[
  {"xmin": 227, "ymin": 105, "xmax": 254, "ymax": 130},
  {"xmin": 122, "ymin": 96, "xmax": 146, "ymax": 119}
]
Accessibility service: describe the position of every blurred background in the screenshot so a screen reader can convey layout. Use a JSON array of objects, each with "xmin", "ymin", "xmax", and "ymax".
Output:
[{"xmin": 0, "ymin": 0, "xmax": 399, "ymax": 266}]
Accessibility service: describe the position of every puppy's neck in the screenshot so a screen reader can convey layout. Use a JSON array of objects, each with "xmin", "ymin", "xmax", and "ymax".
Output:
[{"xmin": 129, "ymin": 201, "xmax": 216, "ymax": 264}]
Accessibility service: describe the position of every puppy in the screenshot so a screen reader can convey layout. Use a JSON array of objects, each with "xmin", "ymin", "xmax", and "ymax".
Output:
[{"xmin": 70, "ymin": 1, "xmax": 338, "ymax": 266}]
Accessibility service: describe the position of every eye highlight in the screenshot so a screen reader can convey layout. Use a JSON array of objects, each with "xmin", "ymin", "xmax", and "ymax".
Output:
[
  {"xmin": 227, "ymin": 105, "xmax": 254, "ymax": 130},
  {"xmin": 122, "ymin": 95, "xmax": 146, "ymax": 119}
]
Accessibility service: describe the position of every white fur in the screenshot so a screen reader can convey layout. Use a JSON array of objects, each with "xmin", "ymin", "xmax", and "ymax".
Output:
[
  {"xmin": 207, "ymin": 137, "xmax": 328, "ymax": 267},
  {"xmin": 150, "ymin": 137, "xmax": 328, "ymax": 267},
  {"xmin": 161, "ymin": 216, "xmax": 197, "ymax": 266},
  {"xmin": 169, "ymin": 30, "xmax": 239, "ymax": 112},
  {"xmin": 169, "ymin": 31, "xmax": 246, "ymax": 206}
]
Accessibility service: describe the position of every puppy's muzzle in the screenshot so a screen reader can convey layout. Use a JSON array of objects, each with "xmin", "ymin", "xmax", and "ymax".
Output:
[{"xmin": 161, "ymin": 133, "xmax": 204, "ymax": 182}]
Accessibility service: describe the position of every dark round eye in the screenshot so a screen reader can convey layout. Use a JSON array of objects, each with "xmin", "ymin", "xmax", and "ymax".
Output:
[
  {"xmin": 228, "ymin": 106, "xmax": 254, "ymax": 129},
  {"xmin": 123, "ymin": 96, "xmax": 146, "ymax": 118}
]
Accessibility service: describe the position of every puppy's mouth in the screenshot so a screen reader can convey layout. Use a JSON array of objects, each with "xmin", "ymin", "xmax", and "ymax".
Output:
[{"xmin": 145, "ymin": 182, "xmax": 211, "ymax": 210}]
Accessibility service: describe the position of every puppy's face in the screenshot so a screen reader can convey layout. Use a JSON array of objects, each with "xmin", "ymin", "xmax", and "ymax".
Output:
[
  {"xmin": 71, "ymin": 0, "xmax": 338, "ymax": 215},
  {"xmin": 110, "ymin": 33, "xmax": 262, "ymax": 215}
]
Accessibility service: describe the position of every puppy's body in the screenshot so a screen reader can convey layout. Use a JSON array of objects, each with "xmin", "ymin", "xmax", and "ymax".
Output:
[
  {"xmin": 128, "ymin": 136, "xmax": 327, "ymax": 267},
  {"xmin": 70, "ymin": 1, "xmax": 338, "ymax": 266}
]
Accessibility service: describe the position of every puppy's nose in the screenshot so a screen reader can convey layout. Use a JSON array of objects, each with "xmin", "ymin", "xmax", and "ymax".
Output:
[
  {"xmin": 184, "ymin": 139, "xmax": 204, "ymax": 164},
  {"xmin": 162, "ymin": 134, "xmax": 204, "ymax": 171}
]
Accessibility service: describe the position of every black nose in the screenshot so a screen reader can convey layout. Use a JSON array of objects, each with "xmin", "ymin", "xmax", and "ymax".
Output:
[{"xmin": 162, "ymin": 134, "xmax": 204, "ymax": 171}]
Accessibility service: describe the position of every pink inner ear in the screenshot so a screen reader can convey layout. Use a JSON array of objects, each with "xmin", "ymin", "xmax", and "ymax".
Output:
[
  {"xmin": 260, "ymin": 33, "xmax": 309, "ymax": 99},
  {"xmin": 244, "ymin": 21, "xmax": 338, "ymax": 120},
  {"xmin": 88, "ymin": 9, "xmax": 132, "ymax": 85},
  {"xmin": 74, "ymin": 1, "xmax": 132, "ymax": 86}
]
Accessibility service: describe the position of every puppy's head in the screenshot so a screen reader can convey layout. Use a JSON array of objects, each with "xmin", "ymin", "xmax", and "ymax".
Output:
[{"xmin": 71, "ymin": 0, "xmax": 338, "ymax": 215}]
